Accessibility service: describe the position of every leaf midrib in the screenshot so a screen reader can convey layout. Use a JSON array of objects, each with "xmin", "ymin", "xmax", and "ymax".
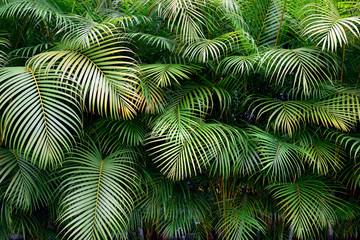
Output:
[{"xmin": 91, "ymin": 159, "xmax": 104, "ymax": 238}]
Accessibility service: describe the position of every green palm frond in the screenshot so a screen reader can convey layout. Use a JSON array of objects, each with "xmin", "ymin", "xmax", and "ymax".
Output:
[
  {"xmin": 179, "ymin": 32, "xmax": 243, "ymax": 63},
  {"xmin": 141, "ymin": 178, "xmax": 211, "ymax": 239},
  {"xmin": 250, "ymin": 93, "xmax": 360, "ymax": 136},
  {"xmin": 0, "ymin": 0, "xmax": 68, "ymax": 26},
  {"xmin": 59, "ymin": 17, "xmax": 116, "ymax": 49},
  {"xmin": 0, "ymin": 149, "xmax": 52, "ymax": 211},
  {"xmin": 156, "ymin": 0, "xmax": 208, "ymax": 42},
  {"xmin": 124, "ymin": 33, "xmax": 175, "ymax": 52},
  {"xmin": 10, "ymin": 43, "xmax": 55, "ymax": 58},
  {"xmin": 219, "ymin": 53, "xmax": 259, "ymax": 77},
  {"xmin": 301, "ymin": 1, "xmax": 360, "ymax": 51},
  {"xmin": 249, "ymin": 126, "xmax": 304, "ymax": 180},
  {"xmin": 150, "ymin": 84, "xmax": 231, "ymax": 139},
  {"xmin": 261, "ymin": 47, "xmax": 339, "ymax": 92},
  {"xmin": 0, "ymin": 67, "xmax": 81, "ymax": 167},
  {"xmin": 92, "ymin": 117, "xmax": 147, "ymax": 149},
  {"xmin": 148, "ymin": 122, "xmax": 249, "ymax": 180},
  {"xmin": 0, "ymin": 33, "xmax": 9, "ymax": 66},
  {"xmin": 302, "ymin": 138, "xmax": 343, "ymax": 174},
  {"xmin": 58, "ymin": 139, "xmax": 138, "ymax": 240},
  {"xmin": 217, "ymin": 195, "xmax": 264, "ymax": 240},
  {"xmin": 269, "ymin": 175, "xmax": 344, "ymax": 239},
  {"xmin": 140, "ymin": 63, "xmax": 199, "ymax": 87},
  {"xmin": 27, "ymin": 37, "xmax": 140, "ymax": 119},
  {"xmin": 325, "ymin": 129, "xmax": 360, "ymax": 158}
]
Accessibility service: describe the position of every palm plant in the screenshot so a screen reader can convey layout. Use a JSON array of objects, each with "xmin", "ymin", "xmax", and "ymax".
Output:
[{"xmin": 0, "ymin": 0, "xmax": 360, "ymax": 239}]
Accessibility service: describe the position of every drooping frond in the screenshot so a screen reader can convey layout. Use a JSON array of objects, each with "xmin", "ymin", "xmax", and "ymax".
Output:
[
  {"xmin": 59, "ymin": 16, "xmax": 116, "ymax": 49},
  {"xmin": 140, "ymin": 63, "xmax": 199, "ymax": 87},
  {"xmin": 261, "ymin": 47, "xmax": 339, "ymax": 92},
  {"xmin": 141, "ymin": 177, "xmax": 211, "ymax": 239},
  {"xmin": 0, "ymin": 0, "xmax": 68, "ymax": 26},
  {"xmin": 217, "ymin": 195, "xmax": 264, "ymax": 240},
  {"xmin": 92, "ymin": 117, "xmax": 148, "ymax": 149},
  {"xmin": 269, "ymin": 175, "xmax": 345, "ymax": 239},
  {"xmin": 27, "ymin": 37, "xmax": 140, "ymax": 119},
  {"xmin": 58, "ymin": 140, "xmax": 138, "ymax": 240},
  {"xmin": 250, "ymin": 92, "xmax": 360, "ymax": 135},
  {"xmin": 156, "ymin": 0, "xmax": 208, "ymax": 42},
  {"xmin": 10, "ymin": 43, "xmax": 55, "ymax": 58},
  {"xmin": 179, "ymin": 31, "xmax": 245, "ymax": 63},
  {"xmin": 148, "ymin": 122, "xmax": 250, "ymax": 180},
  {"xmin": 218, "ymin": 53, "xmax": 259, "ymax": 76},
  {"xmin": 0, "ymin": 149, "xmax": 52, "ymax": 211},
  {"xmin": 249, "ymin": 126, "xmax": 304, "ymax": 180},
  {"xmin": 0, "ymin": 67, "xmax": 81, "ymax": 168},
  {"xmin": 124, "ymin": 33, "xmax": 176, "ymax": 52},
  {"xmin": 301, "ymin": 1, "xmax": 360, "ymax": 51}
]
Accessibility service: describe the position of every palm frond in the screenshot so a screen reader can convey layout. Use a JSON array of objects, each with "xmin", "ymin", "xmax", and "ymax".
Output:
[
  {"xmin": 250, "ymin": 93, "xmax": 360, "ymax": 136},
  {"xmin": 156, "ymin": 0, "xmax": 208, "ymax": 42},
  {"xmin": 301, "ymin": 1, "xmax": 360, "ymax": 51},
  {"xmin": 0, "ymin": 149, "xmax": 52, "ymax": 211},
  {"xmin": 58, "ymin": 139, "xmax": 138, "ymax": 240},
  {"xmin": 217, "ymin": 195, "xmax": 264, "ymax": 240},
  {"xmin": 0, "ymin": 0, "xmax": 68, "ymax": 26},
  {"xmin": 27, "ymin": 37, "xmax": 140, "ymax": 119},
  {"xmin": 269, "ymin": 175, "xmax": 344, "ymax": 239},
  {"xmin": 148, "ymin": 122, "xmax": 249, "ymax": 180},
  {"xmin": 261, "ymin": 47, "xmax": 339, "ymax": 93},
  {"xmin": 0, "ymin": 67, "xmax": 81, "ymax": 167},
  {"xmin": 249, "ymin": 126, "xmax": 304, "ymax": 180},
  {"xmin": 59, "ymin": 16, "xmax": 116, "ymax": 49},
  {"xmin": 140, "ymin": 63, "xmax": 199, "ymax": 87}
]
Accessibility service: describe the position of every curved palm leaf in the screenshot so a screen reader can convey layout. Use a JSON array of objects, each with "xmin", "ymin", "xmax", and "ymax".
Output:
[
  {"xmin": 148, "ymin": 122, "xmax": 249, "ymax": 180},
  {"xmin": 156, "ymin": 0, "xmax": 208, "ymax": 42},
  {"xmin": 0, "ymin": 67, "xmax": 81, "ymax": 167},
  {"xmin": 249, "ymin": 126, "xmax": 304, "ymax": 180},
  {"xmin": 0, "ymin": 148, "xmax": 52, "ymax": 211},
  {"xmin": 59, "ymin": 17, "xmax": 116, "ymax": 49},
  {"xmin": 27, "ymin": 37, "xmax": 140, "ymax": 119},
  {"xmin": 250, "ymin": 94, "xmax": 360, "ymax": 135},
  {"xmin": 301, "ymin": 2, "xmax": 360, "ymax": 51},
  {"xmin": 0, "ymin": 33, "xmax": 9, "ymax": 66},
  {"xmin": 0, "ymin": 0, "xmax": 69, "ymax": 26},
  {"xmin": 140, "ymin": 63, "xmax": 199, "ymax": 87},
  {"xmin": 140, "ymin": 177, "xmax": 211, "ymax": 239},
  {"xmin": 261, "ymin": 47, "xmax": 338, "ymax": 92},
  {"xmin": 124, "ymin": 33, "xmax": 176, "ymax": 52},
  {"xmin": 58, "ymin": 139, "xmax": 138, "ymax": 240},
  {"xmin": 92, "ymin": 117, "xmax": 148, "ymax": 149},
  {"xmin": 218, "ymin": 54, "xmax": 259, "ymax": 76},
  {"xmin": 217, "ymin": 195, "xmax": 264, "ymax": 240},
  {"xmin": 269, "ymin": 175, "xmax": 344, "ymax": 239}
]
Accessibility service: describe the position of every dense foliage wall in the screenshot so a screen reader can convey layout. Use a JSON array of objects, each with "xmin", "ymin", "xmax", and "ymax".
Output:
[{"xmin": 0, "ymin": 0, "xmax": 360, "ymax": 239}]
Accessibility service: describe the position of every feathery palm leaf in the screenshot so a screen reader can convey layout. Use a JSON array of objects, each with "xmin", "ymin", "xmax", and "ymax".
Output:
[
  {"xmin": 27, "ymin": 37, "xmax": 140, "ymax": 119},
  {"xmin": 0, "ymin": 67, "xmax": 81, "ymax": 167},
  {"xmin": 269, "ymin": 175, "xmax": 344, "ymax": 239},
  {"xmin": 140, "ymin": 63, "xmax": 198, "ymax": 87},
  {"xmin": 0, "ymin": 149, "xmax": 52, "ymax": 211},
  {"xmin": 301, "ymin": 1, "xmax": 360, "ymax": 51},
  {"xmin": 58, "ymin": 139, "xmax": 138, "ymax": 240},
  {"xmin": 261, "ymin": 47, "xmax": 338, "ymax": 92}
]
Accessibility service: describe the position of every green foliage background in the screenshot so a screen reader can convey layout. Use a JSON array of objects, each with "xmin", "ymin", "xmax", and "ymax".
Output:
[{"xmin": 0, "ymin": 0, "xmax": 360, "ymax": 239}]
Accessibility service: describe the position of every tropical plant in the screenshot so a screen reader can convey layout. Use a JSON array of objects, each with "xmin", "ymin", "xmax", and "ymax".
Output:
[{"xmin": 0, "ymin": 0, "xmax": 360, "ymax": 239}]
